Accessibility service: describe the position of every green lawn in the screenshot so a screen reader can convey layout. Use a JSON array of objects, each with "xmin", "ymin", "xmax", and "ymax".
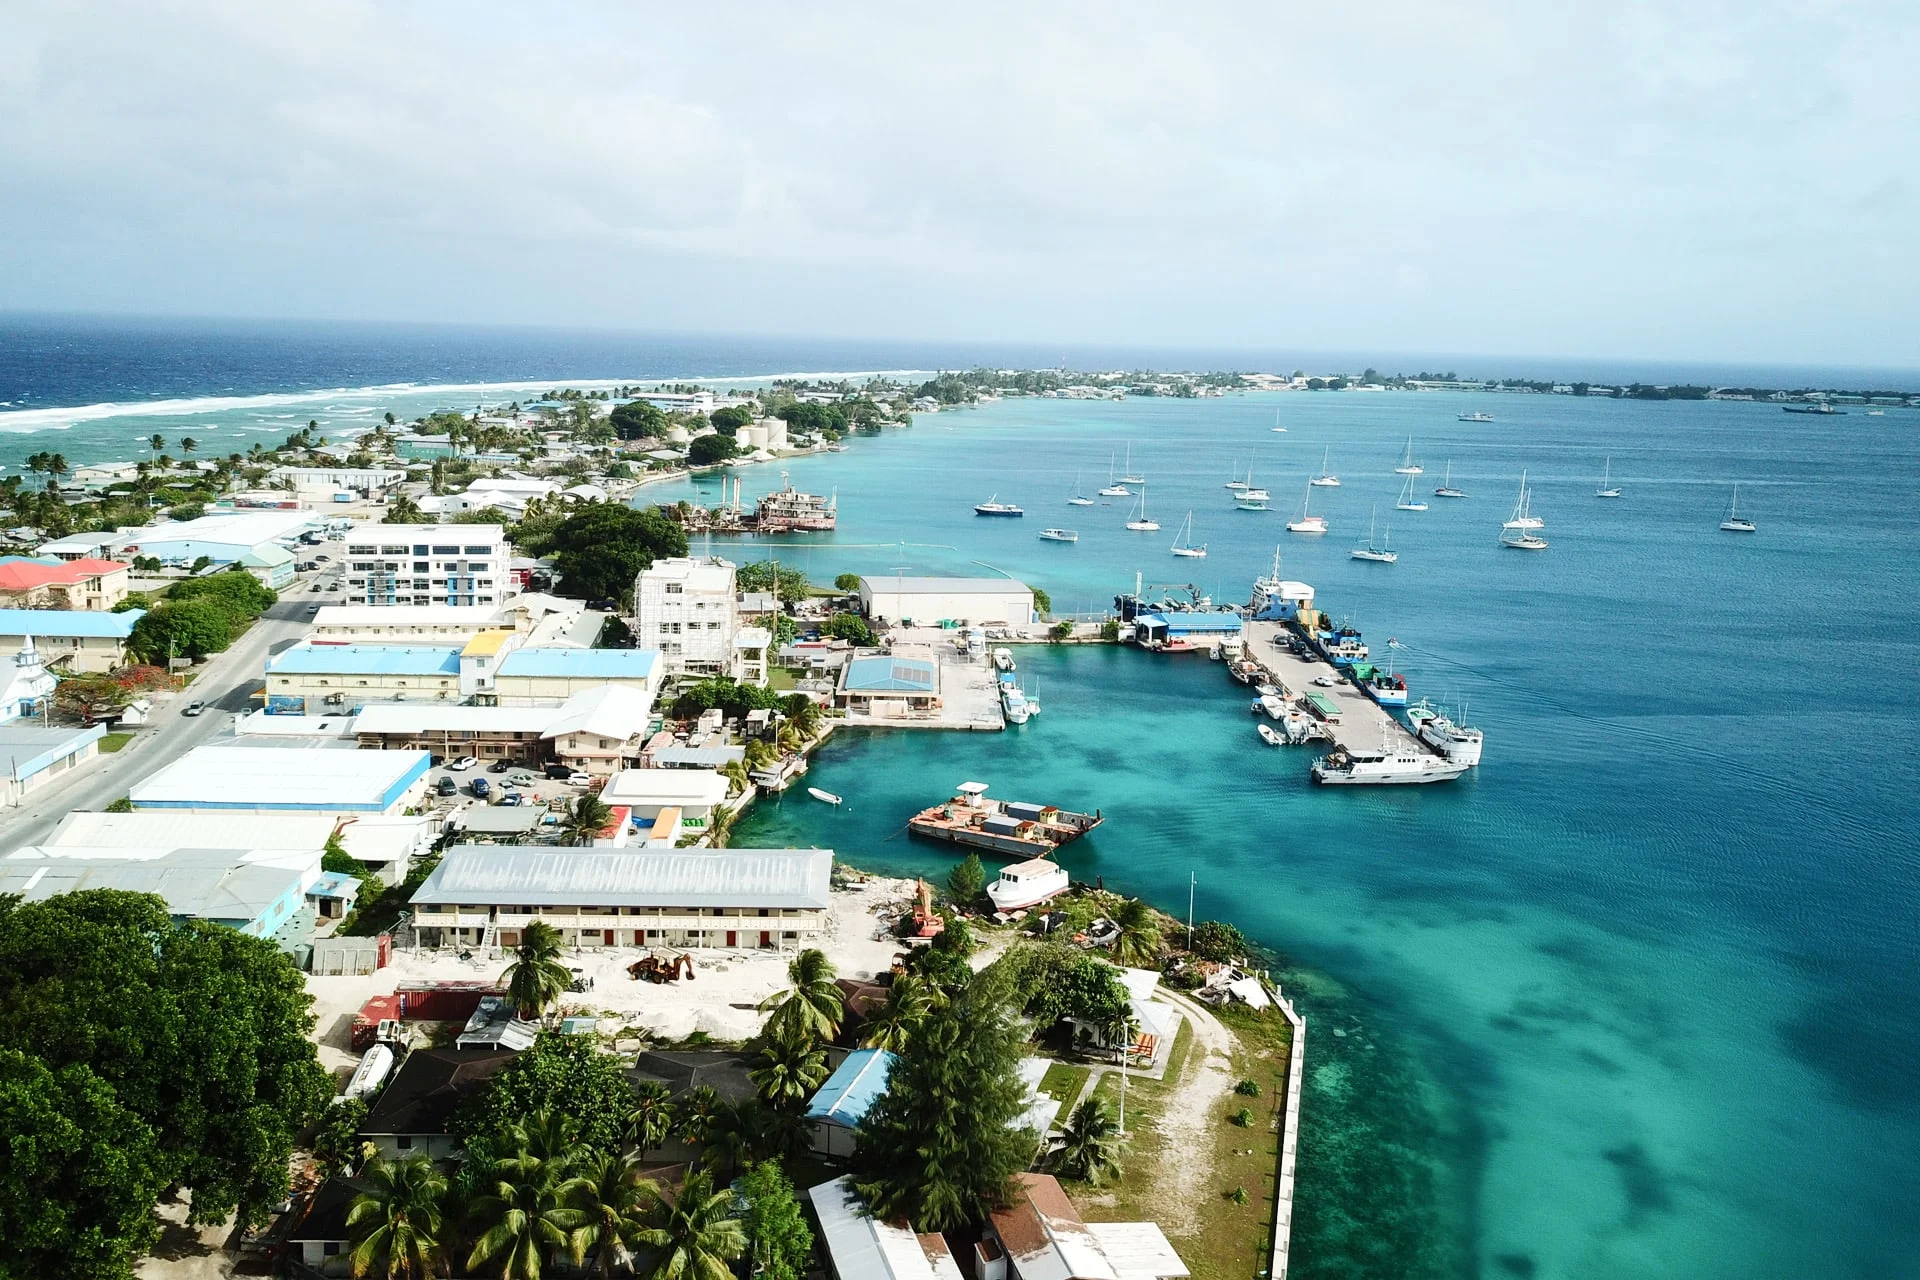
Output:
[
  {"xmin": 1038, "ymin": 1062, "xmax": 1091, "ymax": 1112},
  {"xmin": 97, "ymin": 732, "xmax": 135, "ymax": 753},
  {"xmin": 768, "ymin": 666, "xmax": 800, "ymax": 691}
]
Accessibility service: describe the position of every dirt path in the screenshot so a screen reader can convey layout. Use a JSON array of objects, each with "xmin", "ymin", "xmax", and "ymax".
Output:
[{"xmin": 1148, "ymin": 990, "xmax": 1239, "ymax": 1233}]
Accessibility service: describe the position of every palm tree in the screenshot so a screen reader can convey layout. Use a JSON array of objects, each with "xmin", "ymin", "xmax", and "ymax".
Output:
[
  {"xmin": 749, "ymin": 1022, "xmax": 828, "ymax": 1110},
  {"xmin": 780, "ymin": 693, "xmax": 820, "ymax": 739},
  {"xmin": 675, "ymin": 1084, "xmax": 722, "ymax": 1149},
  {"xmin": 1052, "ymin": 1097, "xmax": 1128, "ymax": 1186},
  {"xmin": 624, "ymin": 1080, "xmax": 676, "ymax": 1157},
  {"xmin": 755, "ymin": 949, "xmax": 843, "ymax": 1042},
  {"xmin": 560, "ymin": 1150, "xmax": 655, "ymax": 1280},
  {"xmin": 180, "ymin": 436, "xmax": 198, "ymax": 455},
  {"xmin": 509, "ymin": 1109, "xmax": 581, "ymax": 1167},
  {"xmin": 860, "ymin": 974, "xmax": 934, "ymax": 1052},
  {"xmin": 148, "ymin": 433, "xmax": 164, "ymax": 461},
  {"xmin": 467, "ymin": 1151, "xmax": 579, "ymax": 1280},
  {"xmin": 1109, "ymin": 897, "xmax": 1164, "ymax": 967},
  {"xmin": 631, "ymin": 1169, "xmax": 746, "ymax": 1280},
  {"xmin": 501, "ymin": 920, "xmax": 572, "ymax": 1021},
  {"xmin": 703, "ymin": 804, "xmax": 736, "ymax": 850},
  {"xmin": 562, "ymin": 792, "xmax": 612, "ymax": 846},
  {"xmin": 346, "ymin": 1154, "xmax": 447, "ymax": 1279},
  {"xmin": 385, "ymin": 493, "xmax": 426, "ymax": 524}
]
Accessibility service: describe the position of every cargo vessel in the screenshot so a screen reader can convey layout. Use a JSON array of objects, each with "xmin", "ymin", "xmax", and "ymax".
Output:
[{"xmin": 908, "ymin": 781, "xmax": 1103, "ymax": 857}]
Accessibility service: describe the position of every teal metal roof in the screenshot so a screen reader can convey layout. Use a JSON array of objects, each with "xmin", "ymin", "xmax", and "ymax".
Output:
[
  {"xmin": 268, "ymin": 644, "xmax": 461, "ymax": 676},
  {"xmin": 498, "ymin": 648, "xmax": 660, "ymax": 679},
  {"xmin": 843, "ymin": 655, "xmax": 936, "ymax": 692},
  {"xmin": 0, "ymin": 609, "xmax": 144, "ymax": 638},
  {"xmin": 804, "ymin": 1049, "xmax": 896, "ymax": 1127}
]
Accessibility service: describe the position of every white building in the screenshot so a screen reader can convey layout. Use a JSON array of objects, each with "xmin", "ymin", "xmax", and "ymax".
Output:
[
  {"xmin": 40, "ymin": 809, "xmax": 429, "ymax": 884},
  {"xmin": 341, "ymin": 523, "xmax": 513, "ymax": 607},
  {"xmin": 309, "ymin": 605, "xmax": 508, "ymax": 646},
  {"xmin": 634, "ymin": 557, "xmax": 741, "ymax": 677},
  {"xmin": 129, "ymin": 746, "xmax": 432, "ymax": 814},
  {"xmin": 271, "ymin": 466, "xmax": 406, "ymax": 496},
  {"xmin": 858, "ymin": 576, "xmax": 1035, "ymax": 627}
]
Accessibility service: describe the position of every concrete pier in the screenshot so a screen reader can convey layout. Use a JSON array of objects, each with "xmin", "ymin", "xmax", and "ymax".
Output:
[{"xmin": 1238, "ymin": 620, "xmax": 1435, "ymax": 757}]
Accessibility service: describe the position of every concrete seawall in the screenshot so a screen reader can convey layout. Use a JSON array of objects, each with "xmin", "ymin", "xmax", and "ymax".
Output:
[{"xmin": 1267, "ymin": 984, "xmax": 1308, "ymax": 1280}]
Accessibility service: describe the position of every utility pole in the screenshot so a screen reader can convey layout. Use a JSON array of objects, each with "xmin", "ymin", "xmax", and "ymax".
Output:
[{"xmin": 1187, "ymin": 870, "xmax": 1195, "ymax": 950}]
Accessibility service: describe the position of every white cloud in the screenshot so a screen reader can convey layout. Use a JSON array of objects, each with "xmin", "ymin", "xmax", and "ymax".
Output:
[{"xmin": 0, "ymin": 0, "xmax": 1915, "ymax": 363}]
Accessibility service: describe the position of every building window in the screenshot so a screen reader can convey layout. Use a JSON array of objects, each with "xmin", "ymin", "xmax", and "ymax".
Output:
[
  {"xmin": 323, "ymin": 1242, "xmax": 342, "ymax": 1257},
  {"xmin": 396, "ymin": 1136, "xmax": 413, "ymax": 1150}
]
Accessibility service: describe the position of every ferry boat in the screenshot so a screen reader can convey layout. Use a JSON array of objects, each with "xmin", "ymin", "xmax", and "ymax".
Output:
[
  {"xmin": 1595, "ymin": 456, "xmax": 1622, "ymax": 499},
  {"xmin": 1310, "ymin": 447, "xmax": 1340, "ymax": 487},
  {"xmin": 975, "ymin": 495, "xmax": 1024, "ymax": 517},
  {"xmin": 1038, "ymin": 528, "xmax": 1079, "ymax": 542},
  {"xmin": 1434, "ymin": 461, "xmax": 1467, "ymax": 498},
  {"xmin": 1720, "ymin": 485, "xmax": 1755, "ymax": 532},
  {"xmin": 986, "ymin": 858, "xmax": 1070, "ymax": 912},
  {"xmin": 1405, "ymin": 700, "xmax": 1483, "ymax": 766},
  {"xmin": 1316, "ymin": 621, "xmax": 1369, "ymax": 665},
  {"xmin": 1458, "ymin": 411, "xmax": 1494, "ymax": 423},
  {"xmin": 1782, "ymin": 402, "xmax": 1842, "ymax": 415},
  {"xmin": 908, "ymin": 781, "xmax": 1103, "ymax": 857},
  {"xmin": 1287, "ymin": 483, "xmax": 1327, "ymax": 534},
  {"xmin": 1311, "ymin": 742, "xmax": 1469, "ymax": 785},
  {"xmin": 1393, "ymin": 436, "xmax": 1424, "ymax": 475},
  {"xmin": 1353, "ymin": 663, "xmax": 1408, "ymax": 706}
]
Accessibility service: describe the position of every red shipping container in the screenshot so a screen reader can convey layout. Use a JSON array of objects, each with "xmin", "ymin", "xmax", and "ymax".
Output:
[
  {"xmin": 350, "ymin": 994, "xmax": 403, "ymax": 1050},
  {"xmin": 396, "ymin": 981, "xmax": 499, "ymax": 1023}
]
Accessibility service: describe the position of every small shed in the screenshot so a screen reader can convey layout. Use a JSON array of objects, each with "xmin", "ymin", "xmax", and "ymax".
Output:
[{"xmin": 805, "ymin": 1048, "xmax": 897, "ymax": 1157}]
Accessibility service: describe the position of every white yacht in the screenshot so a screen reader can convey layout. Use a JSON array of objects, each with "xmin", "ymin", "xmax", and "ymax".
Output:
[
  {"xmin": 1720, "ymin": 485, "xmax": 1755, "ymax": 532},
  {"xmin": 1271, "ymin": 409, "xmax": 1288, "ymax": 433},
  {"xmin": 1595, "ymin": 457, "xmax": 1621, "ymax": 499},
  {"xmin": 1393, "ymin": 436, "xmax": 1424, "ymax": 475},
  {"xmin": 1099, "ymin": 451, "xmax": 1130, "ymax": 497},
  {"xmin": 1406, "ymin": 701, "xmax": 1484, "ymax": 767},
  {"xmin": 1118, "ymin": 444, "xmax": 1145, "ymax": 485},
  {"xmin": 1171, "ymin": 511, "xmax": 1207, "ymax": 558},
  {"xmin": 986, "ymin": 858, "xmax": 1070, "ymax": 912},
  {"xmin": 1038, "ymin": 528, "xmax": 1079, "ymax": 543},
  {"xmin": 1395, "ymin": 473, "xmax": 1429, "ymax": 512},
  {"xmin": 1124, "ymin": 485, "xmax": 1160, "ymax": 532},
  {"xmin": 1499, "ymin": 475, "xmax": 1548, "ymax": 550},
  {"xmin": 1351, "ymin": 507, "xmax": 1397, "ymax": 563},
  {"xmin": 1287, "ymin": 483, "xmax": 1327, "ymax": 534},
  {"xmin": 1068, "ymin": 474, "xmax": 1096, "ymax": 507},
  {"xmin": 1311, "ymin": 739, "xmax": 1469, "ymax": 785},
  {"xmin": 1458, "ymin": 411, "xmax": 1494, "ymax": 423},
  {"xmin": 1225, "ymin": 461, "xmax": 1250, "ymax": 492},
  {"xmin": 1001, "ymin": 682, "xmax": 1032, "ymax": 724},
  {"xmin": 1310, "ymin": 447, "xmax": 1340, "ymax": 487},
  {"xmin": 1434, "ymin": 461, "xmax": 1467, "ymax": 499}
]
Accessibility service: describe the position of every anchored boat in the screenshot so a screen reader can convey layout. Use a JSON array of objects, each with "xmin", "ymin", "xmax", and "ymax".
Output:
[
  {"xmin": 1434, "ymin": 460, "xmax": 1467, "ymax": 499},
  {"xmin": 908, "ymin": 781, "xmax": 1103, "ymax": 857},
  {"xmin": 975, "ymin": 494, "xmax": 1024, "ymax": 517}
]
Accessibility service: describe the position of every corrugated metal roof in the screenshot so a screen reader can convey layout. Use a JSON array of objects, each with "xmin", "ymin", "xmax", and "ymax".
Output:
[
  {"xmin": 498, "ymin": 648, "xmax": 659, "ymax": 679},
  {"xmin": 0, "ymin": 850, "xmax": 306, "ymax": 922},
  {"xmin": 47, "ymin": 811, "xmax": 339, "ymax": 850},
  {"xmin": 843, "ymin": 655, "xmax": 937, "ymax": 692},
  {"xmin": 809, "ymin": 1178, "xmax": 966, "ymax": 1280},
  {"xmin": 269, "ymin": 644, "xmax": 462, "ymax": 676},
  {"xmin": 0, "ymin": 608, "xmax": 144, "ymax": 638},
  {"xmin": 352, "ymin": 704, "xmax": 557, "ymax": 734},
  {"xmin": 859, "ymin": 577, "xmax": 1032, "ymax": 596},
  {"xmin": 1137, "ymin": 611, "xmax": 1244, "ymax": 633},
  {"xmin": 411, "ymin": 846, "xmax": 833, "ymax": 909},
  {"xmin": 805, "ymin": 1049, "xmax": 896, "ymax": 1127},
  {"xmin": 654, "ymin": 745, "xmax": 746, "ymax": 767},
  {"xmin": 130, "ymin": 746, "xmax": 430, "ymax": 808}
]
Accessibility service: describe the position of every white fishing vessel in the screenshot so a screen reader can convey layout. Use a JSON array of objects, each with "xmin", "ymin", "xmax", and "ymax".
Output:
[
  {"xmin": 1395, "ymin": 472, "xmax": 1429, "ymax": 512},
  {"xmin": 1499, "ymin": 475, "xmax": 1548, "ymax": 549},
  {"xmin": 1124, "ymin": 485, "xmax": 1160, "ymax": 532},
  {"xmin": 1393, "ymin": 435, "xmax": 1424, "ymax": 475},
  {"xmin": 1311, "ymin": 739, "xmax": 1470, "ymax": 785},
  {"xmin": 1351, "ymin": 507, "xmax": 1397, "ymax": 562},
  {"xmin": 975, "ymin": 495, "xmax": 1024, "ymax": 517},
  {"xmin": 1595, "ymin": 457, "xmax": 1621, "ymax": 499},
  {"xmin": 1038, "ymin": 527, "xmax": 1078, "ymax": 543},
  {"xmin": 1720, "ymin": 485, "xmax": 1755, "ymax": 532},
  {"xmin": 1099, "ymin": 451, "xmax": 1130, "ymax": 497},
  {"xmin": 807, "ymin": 787, "xmax": 842, "ymax": 806},
  {"xmin": 1068, "ymin": 473, "xmax": 1096, "ymax": 507},
  {"xmin": 1287, "ymin": 483, "xmax": 1327, "ymax": 534},
  {"xmin": 1118, "ymin": 444, "xmax": 1144, "ymax": 485},
  {"xmin": 1405, "ymin": 700, "xmax": 1484, "ymax": 766},
  {"xmin": 1001, "ymin": 682, "xmax": 1032, "ymax": 724},
  {"xmin": 1434, "ymin": 461, "xmax": 1467, "ymax": 499},
  {"xmin": 992, "ymin": 648, "xmax": 1015, "ymax": 673},
  {"xmin": 986, "ymin": 858, "xmax": 1070, "ymax": 912},
  {"xmin": 1458, "ymin": 411, "xmax": 1494, "ymax": 423},
  {"xmin": 1171, "ymin": 511, "xmax": 1207, "ymax": 558},
  {"xmin": 1310, "ymin": 447, "xmax": 1340, "ymax": 487}
]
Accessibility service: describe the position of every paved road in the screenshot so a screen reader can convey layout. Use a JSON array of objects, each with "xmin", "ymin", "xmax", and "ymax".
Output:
[{"xmin": 0, "ymin": 595, "xmax": 318, "ymax": 851}]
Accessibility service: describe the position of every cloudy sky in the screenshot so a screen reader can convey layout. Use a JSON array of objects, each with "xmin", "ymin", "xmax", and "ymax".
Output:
[{"xmin": 2, "ymin": 1, "xmax": 1915, "ymax": 364}]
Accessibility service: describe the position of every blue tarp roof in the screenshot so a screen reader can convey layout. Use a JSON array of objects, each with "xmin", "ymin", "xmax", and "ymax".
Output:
[
  {"xmin": 842, "ymin": 655, "xmax": 936, "ymax": 692},
  {"xmin": 1138, "ymin": 611, "xmax": 1244, "ymax": 633},
  {"xmin": 267, "ymin": 644, "xmax": 462, "ymax": 676},
  {"xmin": 805, "ymin": 1049, "xmax": 896, "ymax": 1127},
  {"xmin": 497, "ymin": 648, "xmax": 660, "ymax": 679},
  {"xmin": 0, "ymin": 608, "xmax": 144, "ymax": 638}
]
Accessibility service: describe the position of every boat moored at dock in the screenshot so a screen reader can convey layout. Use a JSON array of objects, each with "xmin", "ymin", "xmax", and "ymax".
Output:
[
  {"xmin": 909, "ymin": 781, "xmax": 1103, "ymax": 857},
  {"xmin": 986, "ymin": 858, "xmax": 1071, "ymax": 912},
  {"xmin": 1311, "ymin": 742, "xmax": 1470, "ymax": 785},
  {"xmin": 1406, "ymin": 700, "xmax": 1484, "ymax": 766}
]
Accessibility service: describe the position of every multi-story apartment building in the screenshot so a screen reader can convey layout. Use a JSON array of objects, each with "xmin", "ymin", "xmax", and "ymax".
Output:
[
  {"xmin": 342, "ymin": 524, "xmax": 512, "ymax": 607},
  {"xmin": 633, "ymin": 556, "xmax": 739, "ymax": 677}
]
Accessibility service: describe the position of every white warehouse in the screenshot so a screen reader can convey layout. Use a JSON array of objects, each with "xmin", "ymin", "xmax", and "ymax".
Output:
[{"xmin": 857, "ymin": 576, "xmax": 1035, "ymax": 627}]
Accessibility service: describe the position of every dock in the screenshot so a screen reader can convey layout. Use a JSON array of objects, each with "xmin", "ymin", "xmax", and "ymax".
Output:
[
  {"xmin": 1237, "ymin": 620, "xmax": 1436, "ymax": 759},
  {"xmin": 907, "ymin": 781, "xmax": 1103, "ymax": 857}
]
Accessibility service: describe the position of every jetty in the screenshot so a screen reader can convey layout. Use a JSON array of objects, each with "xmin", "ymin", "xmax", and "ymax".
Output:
[{"xmin": 1238, "ymin": 619, "xmax": 1436, "ymax": 762}]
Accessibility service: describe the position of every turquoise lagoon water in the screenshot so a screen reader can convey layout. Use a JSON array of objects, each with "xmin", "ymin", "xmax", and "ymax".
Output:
[{"xmin": 639, "ymin": 394, "xmax": 1920, "ymax": 1280}]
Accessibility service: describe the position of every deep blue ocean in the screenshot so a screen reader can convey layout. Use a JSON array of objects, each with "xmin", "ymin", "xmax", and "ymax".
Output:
[{"xmin": 4, "ymin": 314, "xmax": 1917, "ymax": 1279}]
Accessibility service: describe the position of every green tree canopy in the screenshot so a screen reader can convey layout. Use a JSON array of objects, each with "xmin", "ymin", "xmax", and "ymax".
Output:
[
  {"xmin": 668, "ymin": 677, "xmax": 783, "ymax": 721},
  {"xmin": 851, "ymin": 965, "xmax": 1035, "ymax": 1231},
  {"xmin": 775, "ymin": 402, "xmax": 850, "ymax": 434},
  {"xmin": 997, "ymin": 943, "xmax": 1131, "ymax": 1029},
  {"xmin": 1189, "ymin": 920, "xmax": 1249, "ymax": 962},
  {"xmin": 128, "ymin": 599, "xmax": 234, "ymax": 662},
  {"xmin": 735, "ymin": 1162, "xmax": 814, "ymax": 1280},
  {"xmin": 709, "ymin": 405, "xmax": 754, "ymax": 431},
  {"xmin": 167, "ymin": 567, "xmax": 276, "ymax": 619},
  {"xmin": 454, "ymin": 1035, "xmax": 637, "ymax": 1157},
  {"xmin": 946, "ymin": 853, "xmax": 985, "ymax": 905},
  {"xmin": 0, "ymin": 890, "xmax": 331, "ymax": 1244},
  {"xmin": 687, "ymin": 434, "xmax": 738, "ymax": 466},
  {"xmin": 736, "ymin": 560, "xmax": 810, "ymax": 603},
  {"xmin": 833, "ymin": 572, "xmax": 861, "ymax": 592},
  {"xmin": 821, "ymin": 612, "xmax": 873, "ymax": 645},
  {"xmin": 610, "ymin": 401, "xmax": 669, "ymax": 440},
  {"xmin": 548, "ymin": 503, "xmax": 687, "ymax": 605}
]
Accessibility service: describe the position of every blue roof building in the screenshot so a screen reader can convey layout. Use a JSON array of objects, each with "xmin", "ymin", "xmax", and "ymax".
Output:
[
  {"xmin": 497, "ymin": 648, "xmax": 659, "ymax": 679},
  {"xmin": 1134, "ymin": 611, "xmax": 1244, "ymax": 646},
  {"xmin": 805, "ymin": 1048, "xmax": 896, "ymax": 1157},
  {"xmin": 837, "ymin": 652, "xmax": 940, "ymax": 715},
  {"xmin": 0, "ymin": 608, "xmax": 146, "ymax": 674},
  {"xmin": 269, "ymin": 644, "xmax": 463, "ymax": 676}
]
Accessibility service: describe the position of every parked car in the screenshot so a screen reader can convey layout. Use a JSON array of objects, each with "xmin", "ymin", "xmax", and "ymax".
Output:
[
  {"xmin": 435, "ymin": 777, "xmax": 458, "ymax": 796},
  {"xmin": 544, "ymin": 763, "xmax": 575, "ymax": 780},
  {"xmin": 498, "ymin": 793, "xmax": 524, "ymax": 806},
  {"xmin": 507, "ymin": 771, "xmax": 541, "ymax": 786},
  {"xmin": 469, "ymin": 777, "xmax": 491, "ymax": 799},
  {"xmin": 181, "ymin": 700, "xmax": 206, "ymax": 717},
  {"xmin": 565, "ymin": 772, "xmax": 592, "ymax": 787},
  {"xmin": 489, "ymin": 759, "xmax": 513, "ymax": 773},
  {"xmin": 447, "ymin": 756, "xmax": 479, "ymax": 772}
]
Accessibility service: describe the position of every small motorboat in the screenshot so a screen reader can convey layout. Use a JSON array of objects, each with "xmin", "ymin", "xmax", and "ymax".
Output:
[
  {"xmin": 807, "ymin": 787, "xmax": 842, "ymax": 806},
  {"xmin": 1257, "ymin": 723, "xmax": 1285, "ymax": 747}
]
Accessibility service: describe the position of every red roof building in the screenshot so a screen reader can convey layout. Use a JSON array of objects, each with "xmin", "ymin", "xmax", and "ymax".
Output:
[{"xmin": 0, "ymin": 558, "xmax": 133, "ymax": 611}]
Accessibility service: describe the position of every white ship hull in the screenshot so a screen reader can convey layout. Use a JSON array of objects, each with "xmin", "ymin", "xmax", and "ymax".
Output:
[{"xmin": 1311, "ymin": 752, "xmax": 1468, "ymax": 784}]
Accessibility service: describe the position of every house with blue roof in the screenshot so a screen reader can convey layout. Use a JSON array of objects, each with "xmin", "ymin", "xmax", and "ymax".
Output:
[
  {"xmin": 1132, "ymin": 611, "xmax": 1243, "ymax": 647},
  {"xmin": 0, "ymin": 608, "xmax": 146, "ymax": 673},
  {"xmin": 805, "ymin": 1048, "xmax": 897, "ymax": 1157},
  {"xmin": 494, "ymin": 646, "xmax": 663, "ymax": 702},
  {"xmin": 836, "ymin": 648, "xmax": 940, "ymax": 715}
]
